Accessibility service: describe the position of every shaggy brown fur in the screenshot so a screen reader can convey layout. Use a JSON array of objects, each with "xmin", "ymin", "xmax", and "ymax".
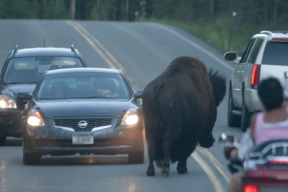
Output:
[{"xmin": 142, "ymin": 56, "xmax": 226, "ymax": 176}]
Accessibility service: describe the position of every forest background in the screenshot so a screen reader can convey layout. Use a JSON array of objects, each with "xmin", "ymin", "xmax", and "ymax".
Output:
[{"xmin": 0, "ymin": 0, "xmax": 287, "ymax": 53}]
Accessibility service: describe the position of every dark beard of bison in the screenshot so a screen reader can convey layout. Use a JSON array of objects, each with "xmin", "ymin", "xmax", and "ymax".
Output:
[{"xmin": 142, "ymin": 56, "xmax": 226, "ymax": 177}]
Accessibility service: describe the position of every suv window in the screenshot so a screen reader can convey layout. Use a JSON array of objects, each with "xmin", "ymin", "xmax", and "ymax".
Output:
[
  {"xmin": 247, "ymin": 38, "xmax": 263, "ymax": 63},
  {"xmin": 240, "ymin": 38, "xmax": 256, "ymax": 63},
  {"xmin": 262, "ymin": 42, "xmax": 288, "ymax": 65}
]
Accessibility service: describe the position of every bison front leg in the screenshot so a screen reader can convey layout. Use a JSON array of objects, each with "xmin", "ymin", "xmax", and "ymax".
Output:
[
  {"xmin": 199, "ymin": 133, "xmax": 215, "ymax": 148},
  {"xmin": 177, "ymin": 159, "xmax": 188, "ymax": 174},
  {"xmin": 146, "ymin": 160, "xmax": 155, "ymax": 176}
]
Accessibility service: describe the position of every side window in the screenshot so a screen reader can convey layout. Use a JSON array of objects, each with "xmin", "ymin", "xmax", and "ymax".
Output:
[
  {"xmin": 240, "ymin": 38, "xmax": 256, "ymax": 63},
  {"xmin": 246, "ymin": 39, "xmax": 264, "ymax": 64}
]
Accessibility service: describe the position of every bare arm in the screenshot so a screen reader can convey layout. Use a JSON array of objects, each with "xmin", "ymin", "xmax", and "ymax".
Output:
[{"xmin": 250, "ymin": 113, "xmax": 257, "ymax": 142}]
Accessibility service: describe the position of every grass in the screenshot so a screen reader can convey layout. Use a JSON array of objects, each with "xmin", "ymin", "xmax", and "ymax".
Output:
[{"xmin": 144, "ymin": 17, "xmax": 266, "ymax": 53}]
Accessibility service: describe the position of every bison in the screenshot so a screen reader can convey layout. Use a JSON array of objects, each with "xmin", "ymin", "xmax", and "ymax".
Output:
[{"xmin": 142, "ymin": 56, "xmax": 226, "ymax": 176}]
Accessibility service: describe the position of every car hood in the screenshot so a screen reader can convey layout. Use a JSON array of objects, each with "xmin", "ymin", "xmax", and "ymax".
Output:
[
  {"xmin": 0, "ymin": 84, "xmax": 36, "ymax": 99},
  {"xmin": 35, "ymin": 99, "xmax": 134, "ymax": 118}
]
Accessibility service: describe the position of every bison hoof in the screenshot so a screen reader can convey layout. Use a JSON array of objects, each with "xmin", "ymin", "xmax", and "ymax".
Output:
[
  {"xmin": 161, "ymin": 162, "xmax": 170, "ymax": 177},
  {"xmin": 161, "ymin": 167, "xmax": 170, "ymax": 177},
  {"xmin": 177, "ymin": 166, "xmax": 188, "ymax": 174},
  {"xmin": 146, "ymin": 168, "xmax": 155, "ymax": 176}
]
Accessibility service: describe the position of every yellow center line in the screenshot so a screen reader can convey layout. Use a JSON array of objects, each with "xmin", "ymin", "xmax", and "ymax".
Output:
[
  {"xmin": 197, "ymin": 147, "xmax": 231, "ymax": 183},
  {"xmin": 66, "ymin": 21, "xmax": 139, "ymax": 91},
  {"xmin": 192, "ymin": 151, "xmax": 224, "ymax": 192}
]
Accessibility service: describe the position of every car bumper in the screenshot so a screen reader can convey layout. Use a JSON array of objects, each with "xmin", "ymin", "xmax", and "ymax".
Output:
[
  {"xmin": 244, "ymin": 89, "xmax": 263, "ymax": 113},
  {"xmin": 243, "ymin": 169, "xmax": 288, "ymax": 190},
  {"xmin": 23, "ymin": 124, "xmax": 144, "ymax": 156},
  {"xmin": 0, "ymin": 109, "xmax": 22, "ymax": 137}
]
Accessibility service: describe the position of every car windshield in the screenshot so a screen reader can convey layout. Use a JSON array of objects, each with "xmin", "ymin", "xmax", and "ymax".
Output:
[
  {"xmin": 262, "ymin": 41, "xmax": 288, "ymax": 65},
  {"xmin": 3, "ymin": 56, "xmax": 83, "ymax": 84},
  {"xmin": 35, "ymin": 72, "xmax": 131, "ymax": 100}
]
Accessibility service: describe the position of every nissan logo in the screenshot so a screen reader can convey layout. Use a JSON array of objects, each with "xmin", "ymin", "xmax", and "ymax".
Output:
[{"xmin": 78, "ymin": 120, "xmax": 88, "ymax": 129}]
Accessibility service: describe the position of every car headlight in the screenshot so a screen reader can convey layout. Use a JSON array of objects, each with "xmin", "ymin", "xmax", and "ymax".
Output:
[
  {"xmin": 121, "ymin": 108, "xmax": 139, "ymax": 126},
  {"xmin": 27, "ymin": 109, "xmax": 44, "ymax": 127},
  {"xmin": 0, "ymin": 95, "xmax": 17, "ymax": 109}
]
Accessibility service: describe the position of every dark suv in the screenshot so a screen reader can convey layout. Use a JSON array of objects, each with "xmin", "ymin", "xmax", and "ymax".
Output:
[
  {"xmin": 0, "ymin": 45, "xmax": 86, "ymax": 145},
  {"xmin": 224, "ymin": 31, "xmax": 288, "ymax": 131}
]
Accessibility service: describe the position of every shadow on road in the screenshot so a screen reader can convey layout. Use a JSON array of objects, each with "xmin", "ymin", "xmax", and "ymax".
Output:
[
  {"xmin": 4, "ymin": 137, "xmax": 22, "ymax": 146},
  {"xmin": 39, "ymin": 154, "xmax": 130, "ymax": 166}
]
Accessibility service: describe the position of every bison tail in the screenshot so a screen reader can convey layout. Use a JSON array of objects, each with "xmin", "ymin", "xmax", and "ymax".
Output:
[{"xmin": 209, "ymin": 69, "xmax": 226, "ymax": 107}]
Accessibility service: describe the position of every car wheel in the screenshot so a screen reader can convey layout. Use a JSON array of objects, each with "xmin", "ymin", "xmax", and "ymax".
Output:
[
  {"xmin": 240, "ymin": 97, "xmax": 250, "ymax": 132},
  {"xmin": 128, "ymin": 150, "xmax": 144, "ymax": 164},
  {"xmin": 227, "ymin": 89, "xmax": 241, "ymax": 127},
  {"xmin": 0, "ymin": 136, "xmax": 7, "ymax": 146},
  {"xmin": 23, "ymin": 152, "xmax": 41, "ymax": 165}
]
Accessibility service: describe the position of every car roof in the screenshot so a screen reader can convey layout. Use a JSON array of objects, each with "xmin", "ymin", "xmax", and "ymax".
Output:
[
  {"xmin": 45, "ymin": 67, "xmax": 122, "ymax": 76},
  {"xmin": 254, "ymin": 30, "xmax": 288, "ymax": 41},
  {"xmin": 8, "ymin": 46, "xmax": 83, "ymax": 58}
]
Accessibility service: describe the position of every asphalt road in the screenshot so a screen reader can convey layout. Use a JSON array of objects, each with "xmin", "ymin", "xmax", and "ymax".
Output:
[{"xmin": 0, "ymin": 19, "xmax": 244, "ymax": 192}]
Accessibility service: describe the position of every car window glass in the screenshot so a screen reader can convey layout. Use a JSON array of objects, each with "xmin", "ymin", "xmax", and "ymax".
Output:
[
  {"xmin": 4, "ymin": 58, "xmax": 38, "ymax": 83},
  {"xmin": 3, "ymin": 57, "xmax": 83, "ymax": 84},
  {"xmin": 36, "ymin": 72, "xmax": 131, "ymax": 100},
  {"xmin": 240, "ymin": 38, "xmax": 256, "ymax": 63},
  {"xmin": 262, "ymin": 42, "xmax": 288, "ymax": 65},
  {"xmin": 246, "ymin": 38, "xmax": 263, "ymax": 64}
]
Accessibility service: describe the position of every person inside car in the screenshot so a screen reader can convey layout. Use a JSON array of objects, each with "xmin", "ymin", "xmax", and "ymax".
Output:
[
  {"xmin": 229, "ymin": 77, "xmax": 288, "ymax": 192},
  {"xmin": 52, "ymin": 81, "xmax": 69, "ymax": 99}
]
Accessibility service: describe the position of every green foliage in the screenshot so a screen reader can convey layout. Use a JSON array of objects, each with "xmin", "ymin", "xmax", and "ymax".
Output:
[
  {"xmin": 0, "ymin": 0, "xmax": 287, "ymax": 52},
  {"xmin": 147, "ymin": 16, "xmax": 266, "ymax": 53}
]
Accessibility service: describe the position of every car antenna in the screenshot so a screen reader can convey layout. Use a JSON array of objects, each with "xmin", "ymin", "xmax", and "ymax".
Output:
[
  {"xmin": 71, "ymin": 44, "xmax": 75, "ymax": 52},
  {"xmin": 12, "ymin": 45, "xmax": 18, "ymax": 54},
  {"xmin": 43, "ymin": 38, "xmax": 45, "ymax": 47}
]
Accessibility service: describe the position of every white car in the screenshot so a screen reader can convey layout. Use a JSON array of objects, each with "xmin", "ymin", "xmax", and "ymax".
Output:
[{"xmin": 224, "ymin": 30, "xmax": 288, "ymax": 131}]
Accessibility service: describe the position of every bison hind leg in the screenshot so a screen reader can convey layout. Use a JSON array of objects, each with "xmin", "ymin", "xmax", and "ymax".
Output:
[{"xmin": 161, "ymin": 161, "xmax": 170, "ymax": 177}]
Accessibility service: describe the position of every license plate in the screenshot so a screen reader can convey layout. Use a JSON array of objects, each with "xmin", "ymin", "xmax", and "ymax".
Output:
[{"xmin": 72, "ymin": 133, "xmax": 94, "ymax": 145}]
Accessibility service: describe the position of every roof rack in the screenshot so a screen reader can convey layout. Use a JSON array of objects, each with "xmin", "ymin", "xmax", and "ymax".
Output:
[
  {"xmin": 12, "ymin": 45, "xmax": 18, "ymax": 54},
  {"xmin": 71, "ymin": 44, "xmax": 75, "ymax": 52},
  {"xmin": 260, "ymin": 30, "xmax": 288, "ymax": 35},
  {"xmin": 260, "ymin": 30, "xmax": 273, "ymax": 35}
]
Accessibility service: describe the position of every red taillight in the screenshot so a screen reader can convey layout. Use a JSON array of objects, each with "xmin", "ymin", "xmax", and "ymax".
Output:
[
  {"xmin": 272, "ymin": 37, "xmax": 288, "ymax": 41},
  {"xmin": 269, "ymin": 159, "xmax": 288, "ymax": 165},
  {"xmin": 243, "ymin": 185, "xmax": 258, "ymax": 192},
  {"xmin": 251, "ymin": 65, "xmax": 261, "ymax": 89}
]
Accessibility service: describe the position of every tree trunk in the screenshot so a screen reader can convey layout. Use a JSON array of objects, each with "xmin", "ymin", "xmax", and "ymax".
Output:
[
  {"xmin": 209, "ymin": 0, "xmax": 215, "ymax": 17},
  {"xmin": 70, "ymin": 0, "xmax": 76, "ymax": 20},
  {"xmin": 273, "ymin": 0, "xmax": 278, "ymax": 27}
]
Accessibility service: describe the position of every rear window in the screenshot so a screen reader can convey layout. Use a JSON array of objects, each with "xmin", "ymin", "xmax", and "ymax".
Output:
[
  {"xmin": 3, "ymin": 56, "xmax": 84, "ymax": 84},
  {"xmin": 262, "ymin": 41, "xmax": 288, "ymax": 65}
]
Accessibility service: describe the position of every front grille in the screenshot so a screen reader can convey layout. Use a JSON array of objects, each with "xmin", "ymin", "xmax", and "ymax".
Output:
[{"xmin": 54, "ymin": 118, "xmax": 112, "ymax": 131}]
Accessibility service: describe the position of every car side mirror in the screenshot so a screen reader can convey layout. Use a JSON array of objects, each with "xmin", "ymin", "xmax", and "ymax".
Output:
[
  {"xmin": 224, "ymin": 51, "xmax": 238, "ymax": 61},
  {"xmin": 17, "ymin": 92, "xmax": 32, "ymax": 110},
  {"xmin": 134, "ymin": 89, "xmax": 143, "ymax": 108}
]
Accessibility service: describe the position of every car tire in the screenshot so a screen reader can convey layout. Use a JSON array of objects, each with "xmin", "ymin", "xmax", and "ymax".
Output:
[
  {"xmin": 23, "ymin": 152, "xmax": 41, "ymax": 165},
  {"xmin": 240, "ymin": 97, "xmax": 250, "ymax": 132},
  {"xmin": 227, "ymin": 89, "xmax": 241, "ymax": 127},
  {"xmin": 0, "ymin": 136, "xmax": 7, "ymax": 146},
  {"xmin": 128, "ymin": 150, "xmax": 144, "ymax": 164}
]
